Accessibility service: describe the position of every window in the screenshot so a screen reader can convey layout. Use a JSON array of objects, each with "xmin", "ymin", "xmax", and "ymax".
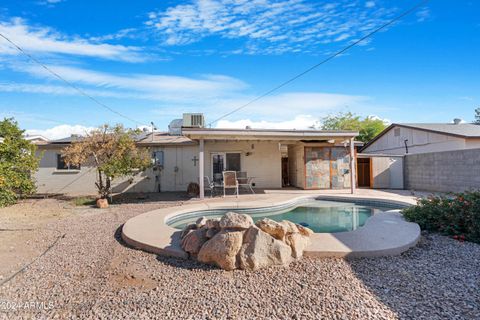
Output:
[
  {"xmin": 211, "ymin": 152, "xmax": 241, "ymax": 183},
  {"xmin": 394, "ymin": 128, "xmax": 401, "ymax": 137},
  {"xmin": 152, "ymin": 151, "xmax": 164, "ymax": 167},
  {"xmin": 226, "ymin": 153, "xmax": 241, "ymax": 172},
  {"xmin": 56, "ymin": 154, "xmax": 80, "ymax": 170}
]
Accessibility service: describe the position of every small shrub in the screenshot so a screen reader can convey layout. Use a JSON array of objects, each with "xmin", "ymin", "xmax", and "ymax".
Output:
[{"xmin": 402, "ymin": 191, "xmax": 480, "ymax": 243}]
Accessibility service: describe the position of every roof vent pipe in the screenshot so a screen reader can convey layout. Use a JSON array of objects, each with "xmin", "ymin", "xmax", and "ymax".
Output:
[{"xmin": 453, "ymin": 118, "xmax": 462, "ymax": 125}]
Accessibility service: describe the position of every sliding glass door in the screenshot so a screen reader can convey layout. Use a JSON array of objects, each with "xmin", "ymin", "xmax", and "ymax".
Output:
[{"xmin": 211, "ymin": 152, "xmax": 241, "ymax": 184}]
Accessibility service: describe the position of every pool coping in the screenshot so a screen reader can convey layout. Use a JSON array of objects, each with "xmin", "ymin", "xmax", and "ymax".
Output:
[{"xmin": 121, "ymin": 194, "xmax": 420, "ymax": 260}]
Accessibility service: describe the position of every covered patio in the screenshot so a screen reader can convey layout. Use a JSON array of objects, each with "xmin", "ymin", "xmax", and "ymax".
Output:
[{"xmin": 182, "ymin": 128, "xmax": 359, "ymax": 199}]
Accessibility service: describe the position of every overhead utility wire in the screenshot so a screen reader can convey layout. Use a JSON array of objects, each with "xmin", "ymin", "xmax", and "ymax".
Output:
[
  {"xmin": 207, "ymin": 0, "xmax": 430, "ymax": 127},
  {"xmin": 0, "ymin": 33, "xmax": 145, "ymax": 126}
]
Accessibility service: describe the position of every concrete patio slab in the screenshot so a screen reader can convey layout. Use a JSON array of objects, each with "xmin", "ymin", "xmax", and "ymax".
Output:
[{"xmin": 121, "ymin": 190, "xmax": 421, "ymax": 259}]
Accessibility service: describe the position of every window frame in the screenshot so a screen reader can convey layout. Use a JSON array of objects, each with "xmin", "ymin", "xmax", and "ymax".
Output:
[{"xmin": 56, "ymin": 154, "xmax": 80, "ymax": 171}]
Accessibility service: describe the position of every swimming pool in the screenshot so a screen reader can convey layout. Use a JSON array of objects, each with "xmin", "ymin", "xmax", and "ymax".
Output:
[{"xmin": 167, "ymin": 199, "xmax": 404, "ymax": 233}]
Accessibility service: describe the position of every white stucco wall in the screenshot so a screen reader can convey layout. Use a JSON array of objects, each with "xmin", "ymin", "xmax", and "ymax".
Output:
[
  {"xmin": 153, "ymin": 145, "xmax": 199, "ymax": 192},
  {"xmin": 35, "ymin": 147, "xmax": 99, "ymax": 195},
  {"xmin": 287, "ymin": 144, "xmax": 304, "ymax": 189},
  {"xmin": 370, "ymin": 156, "xmax": 404, "ymax": 189},
  {"xmin": 34, "ymin": 145, "xmax": 200, "ymax": 195},
  {"xmin": 34, "ymin": 140, "xmax": 282, "ymax": 195},
  {"xmin": 203, "ymin": 140, "xmax": 282, "ymax": 188},
  {"xmin": 363, "ymin": 126, "xmax": 468, "ymax": 155}
]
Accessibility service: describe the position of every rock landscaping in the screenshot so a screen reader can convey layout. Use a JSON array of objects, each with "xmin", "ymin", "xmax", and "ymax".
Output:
[
  {"xmin": 180, "ymin": 212, "xmax": 313, "ymax": 270},
  {"xmin": 1, "ymin": 196, "xmax": 479, "ymax": 319}
]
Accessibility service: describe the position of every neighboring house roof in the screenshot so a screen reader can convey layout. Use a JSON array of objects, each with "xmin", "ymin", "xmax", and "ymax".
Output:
[
  {"xmin": 362, "ymin": 123, "xmax": 480, "ymax": 151},
  {"xmin": 24, "ymin": 135, "xmax": 49, "ymax": 143}
]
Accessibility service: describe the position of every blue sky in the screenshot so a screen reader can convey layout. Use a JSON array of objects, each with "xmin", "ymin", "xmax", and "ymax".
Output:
[{"xmin": 0, "ymin": 0, "xmax": 478, "ymax": 139}]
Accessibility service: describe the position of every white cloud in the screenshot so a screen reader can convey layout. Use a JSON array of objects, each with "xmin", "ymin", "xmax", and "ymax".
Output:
[
  {"xmin": 88, "ymin": 28, "xmax": 139, "ymax": 42},
  {"xmin": 216, "ymin": 114, "xmax": 319, "ymax": 130},
  {"xmin": 25, "ymin": 124, "xmax": 95, "ymax": 140},
  {"xmin": 147, "ymin": 0, "xmax": 396, "ymax": 54},
  {"xmin": 36, "ymin": 0, "xmax": 64, "ymax": 7},
  {"xmin": 0, "ymin": 82, "xmax": 141, "ymax": 99},
  {"xmin": 0, "ymin": 18, "xmax": 145, "ymax": 62},
  {"xmin": 206, "ymin": 92, "xmax": 369, "ymax": 122},
  {"xmin": 8, "ymin": 63, "xmax": 247, "ymax": 101},
  {"xmin": 416, "ymin": 7, "xmax": 430, "ymax": 22}
]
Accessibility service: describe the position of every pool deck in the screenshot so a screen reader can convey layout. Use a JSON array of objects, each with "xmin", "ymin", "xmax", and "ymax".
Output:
[{"xmin": 121, "ymin": 189, "xmax": 421, "ymax": 259}]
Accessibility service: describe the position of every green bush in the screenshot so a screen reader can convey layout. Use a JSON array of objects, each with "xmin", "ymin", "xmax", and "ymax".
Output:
[
  {"xmin": 0, "ymin": 118, "xmax": 39, "ymax": 207},
  {"xmin": 402, "ymin": 191, "xmax": 480, "ymax": 243}
]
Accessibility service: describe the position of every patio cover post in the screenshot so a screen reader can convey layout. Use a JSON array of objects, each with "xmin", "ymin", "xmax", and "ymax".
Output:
[
  {"xmin": 199, "ymin": 139, "xmax": 205, "ymax": 199},
  {"xmin": 350, "ymin": 137, "xmax": 356, "ymax": 194}
]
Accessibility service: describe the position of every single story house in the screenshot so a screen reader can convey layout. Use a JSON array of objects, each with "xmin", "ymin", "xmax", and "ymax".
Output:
[
  {"xmin": 34, "ymin": 114, "xmax": 361, "ymax": 198},
  {"xmin": 361, "ymin": 120, "xmax": 480, "ymax": 155}
]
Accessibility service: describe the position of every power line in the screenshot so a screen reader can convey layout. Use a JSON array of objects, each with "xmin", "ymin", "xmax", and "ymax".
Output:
[
  {"xmin": 0, "ymin": 33, "xmax": 145, "ymax": 126},
  {"xmin": 208, "ymin": 0, "xmax": 430, "ymax": 127}
]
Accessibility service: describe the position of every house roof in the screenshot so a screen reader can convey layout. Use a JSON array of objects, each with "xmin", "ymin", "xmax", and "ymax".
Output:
[
  {"xmin": 41, "ymin": 132, "xmax": 195, "ymax": 147},
  {"xmin": 361, "ymin": 123, "xmax": 480, "ymax": 151},
  {"xmin": 48, "ymin": 136, "xmax": 83, "ymax": 144},
  {"xmin": 136, "ymin": 132, "xmax": 196, "ymax": 146},
  {"xmin": 396, "ymin": 123, "xmax": 480, "ymax": 137},
  {"xmin": 39, "ymin": 127, "xmax": 359, "ymax": 147},
  {"xmin": 182, "ymin": 127, "xmax": 358, "ymax": 141}
]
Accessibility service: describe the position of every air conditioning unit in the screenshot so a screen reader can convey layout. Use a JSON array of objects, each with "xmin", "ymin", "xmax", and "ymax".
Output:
[{"xmin": 182, "ymin": 113, "xmax": 205, "ymax": 128}]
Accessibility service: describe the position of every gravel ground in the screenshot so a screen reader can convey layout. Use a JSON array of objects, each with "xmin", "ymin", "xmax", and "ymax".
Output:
[{"xmin": 0, "ymin": 196, "xmax": 479, "ymax": 320}]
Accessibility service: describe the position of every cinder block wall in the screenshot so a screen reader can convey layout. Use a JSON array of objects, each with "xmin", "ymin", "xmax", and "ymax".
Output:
[{"xmin": 405, "ymin": 148, "xmax": 480, "ymax": 192}]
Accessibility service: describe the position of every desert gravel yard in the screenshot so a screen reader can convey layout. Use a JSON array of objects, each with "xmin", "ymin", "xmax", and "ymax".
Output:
[{"xmin": 0, "ymin": 196, "xmax": 479, "ymax": 320}]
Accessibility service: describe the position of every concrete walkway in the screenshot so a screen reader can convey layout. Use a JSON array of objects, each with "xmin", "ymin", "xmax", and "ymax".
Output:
[{"xmin": 121, "ymin": 190, "xmax": 421, "ymax": 259}]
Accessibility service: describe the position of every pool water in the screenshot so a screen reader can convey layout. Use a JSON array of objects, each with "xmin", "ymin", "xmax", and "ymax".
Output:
[{"xmin": 168, "ymin": 200, "xmax": 396, "ymax": 233}]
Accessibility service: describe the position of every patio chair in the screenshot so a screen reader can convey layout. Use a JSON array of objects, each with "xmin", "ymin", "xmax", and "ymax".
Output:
[
  {"xmin": 222, "ymin": 171, "xmax": 239, "ymax": 197},
  {"xmin": 203, "ymin": 176, "xmax": 216, "ymax": 198},
  {"xmin": 213, "ymin": 173, "xmax": 223, "ymax": 185},
  {"xmin": 237, "ymin": 171, "xmax": 255, "ymax": 194}
]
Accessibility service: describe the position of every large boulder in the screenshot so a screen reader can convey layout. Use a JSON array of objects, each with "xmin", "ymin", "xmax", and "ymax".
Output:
[
  {"xmin": 195, "ymin": 216, "xmax": 208, "ymax": 228},
  {"xmin": 179, "ymin": 212, "xmax": 314, "ymax": 271},
  {"xmin": 181, "ymin": 227, "xmax": 208, "ymax": 255},
  {"xmin": 286, "ymin": 233, "xmax": 310, "ymax": 259},
  {"xmin": 198, "ymin": 230, "xmax": 244, "ymax": 271},
  {"xmin": 180, "ymin": 223, "xmax": 197, "ymax": 239},
  {"xmin": 206, "ymin": 218, "xmax": 220, "ymax": 229},
  {"xmin": 219, "ymin": 212, "xmax": 254, "ymax": 230},
  {"xmin": 256, "ymin": 218, "xmax": 288, "ymax": 241},
  {"xmin": 280, "ymin": 220, "xmax": 299, "ymax": 234},
  {"xmin": 238, "ymin": 226, "xmax": 292, "ymax": 270},
  {"xmin": 296, "ymin": 224, "xmax": 314, "ymax": 237}
]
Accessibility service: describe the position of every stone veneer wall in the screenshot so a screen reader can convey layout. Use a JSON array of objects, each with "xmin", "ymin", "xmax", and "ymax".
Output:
[{"xmin": 405, "ymin": 148, "xmax": 480, "ymax": 193}]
